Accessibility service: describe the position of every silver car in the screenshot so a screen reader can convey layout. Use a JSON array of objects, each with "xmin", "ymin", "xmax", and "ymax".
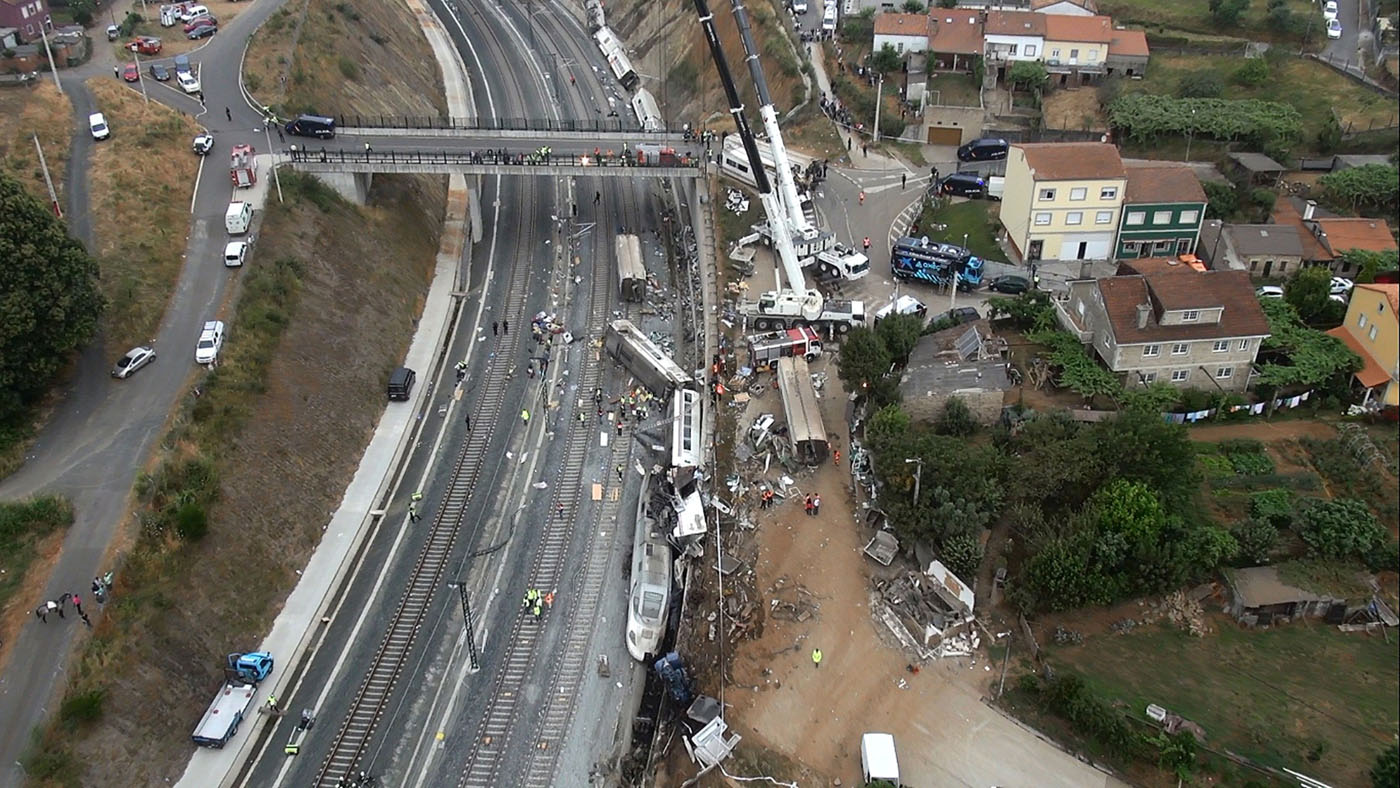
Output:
[{"xmin": 112, "ymin": 346, "xmax": 156, "ymax": 378}]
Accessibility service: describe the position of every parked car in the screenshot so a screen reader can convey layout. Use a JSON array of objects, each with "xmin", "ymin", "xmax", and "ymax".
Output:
[
  {"xmin": 192, "ymin": 132, "xmax": 214, "ymax": 155},
  {"xmin": 122, "ymin": 63, "xmax": 140, "ymax": 83},
  {"xmin": 187, "ymin": 22, "xmax": 217, "ymax": 39},
  {"xmin": 1327, "ymin": 18, "xmax": 1342, "ymax": 38},
  {"xmin": 989, "ymin": 274, "xmax": 1031, "ymax": 294},
  {"xmin": 112, "ymin": 346, "xmax": 156, "ymax": 378},
  {"xmin": 223, "ymin": 241, "xmax": 248, "ymax": 267},
  {"xmin": 88, "ymin": 112, "xmax": 110, "ymax": 140},
  {"xmin": 179, "ymin": 4, "xmax": 209, "ymax": 21},
  {"xmin": 126, "ymin": 36, "xmax": 162, "ymax": 55},
  {"xmin": 1323, "ymin": 0, "xmax": 1338, "ymax": 20},
  {"xmin": 1255, "ymin": 285, "xmax": 1285, "ymax": 299},
  {"xmin": 195, "ymin": 320, "xmax": 225, "ymax": 364},
  {"xmin": 1330, "ymin": 277, "xmax": 1354, "ymax": 296},
  {"xmin": 929, "ymin": 306, "xmax": 981, "ymax": 326},
  {"xmin": 150, "ymin": 62, "xmax": 171, "ymax": 81},
  {"xmin": 174, "ymin": 54, "xmax": 191, "ymax": 75},
  {"xmin": 183, "ymin": 15, "xmax": 216, "ymax": 34},
  {"xmin": 177, "ymin": 71, "xmax": 201, "ymax": 94},
  {"xmin": 938, "ymin": 172, "xmax": 988, "ymax": 198},
  {"xmin": 956, "ymin": 137, "xmax": 1009, "ymax": 162}
]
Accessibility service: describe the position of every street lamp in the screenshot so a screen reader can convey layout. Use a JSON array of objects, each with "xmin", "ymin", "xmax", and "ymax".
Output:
[
  {"xmin": 1185, "ymin": 108, "xmax": 1197, "ymax": 162},
  {"xmin": 903, "ymin": 457, "xmax": 923, "ymax": 501}
]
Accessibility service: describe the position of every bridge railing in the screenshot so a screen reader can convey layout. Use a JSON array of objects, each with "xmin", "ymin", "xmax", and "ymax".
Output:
[
  {"xmin": 286, "ymin": 147, "xmax": 704, "ymax": 169},
  {"xmin": 334, "ymin": 114, "xmax": 684, "ymax": 135}
]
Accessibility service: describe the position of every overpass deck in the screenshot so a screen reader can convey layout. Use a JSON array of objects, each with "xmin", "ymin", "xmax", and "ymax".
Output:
[{"xmin": 285, "ymin": 148, "xmax": 706, "ymax": 179}]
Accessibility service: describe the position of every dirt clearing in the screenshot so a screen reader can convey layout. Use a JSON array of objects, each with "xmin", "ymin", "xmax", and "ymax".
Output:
[
  {"xmin": 0, "ymin": 82, "xmax": 72, "ymax": 206},
  {"xmin": 85, "ymin": 78, "xmax": 200, "ymax": 353},
  {"xmin": 1041, "ymin": 86, "xmax": 1108, "ymax": 132}
]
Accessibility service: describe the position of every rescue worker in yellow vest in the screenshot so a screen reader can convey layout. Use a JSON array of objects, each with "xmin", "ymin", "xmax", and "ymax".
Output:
[{"xmin": 811, "ymin": 648, "xmax": 823, "ymax": 669}]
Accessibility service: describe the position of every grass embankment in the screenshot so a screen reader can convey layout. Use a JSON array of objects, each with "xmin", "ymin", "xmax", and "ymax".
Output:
[
  {"xmin": 0, "ymin": 497, "xmax": 75, "ymax": 658},
  {"xmin": 915, "ymin": 198, "xmax": 1004, "ymax": 262},
  {"xmin": 1098, "ymin": 0, "xmax": 1318, "ymax": 43},
  {"xmin": 85, "ymin": 78, "xmax": 200, "ymax": 352},
  {"xmin": 1047, "ymin": 619, "xmax": 1399, "ymax": 785},
  {"xmin": 0, "ymin": 83, "xmax": 74, "ymax": 478}
]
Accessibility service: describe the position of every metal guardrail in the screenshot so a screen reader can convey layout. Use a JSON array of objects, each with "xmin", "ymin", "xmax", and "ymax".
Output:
[
  {"xmin": 285, "ymin": 147, "xmax": 705, "ymax": 170},
  {"xmin": 332, "ymin": 114, "xmax": 686, "ymax": 134}
]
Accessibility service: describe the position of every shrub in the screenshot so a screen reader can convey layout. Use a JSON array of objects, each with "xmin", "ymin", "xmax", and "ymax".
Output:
[
  {"xmin": 1250, "ymin": 489, "xmax": 1294, "ymax": 527},
  {"xmin": 1177, "ymin": 71, "xmax": 1224, "ymax": 99},
  {"xmin": 174, "ymin": 502, "xmax": 209, "ymax": 542},
  {"xmin": 940, "ymin": 532, "xmax": 983, "ymax": 579},
  {"xmin": 337, "ymin": 56, "xmax": 359, "ymax": 80},
  {"xmin": 1234, "ymin": 58, "xmax": 1270, "ymax": 87},
  {"xmin": 936, "ymin": 397, "xmax": 977, "ymax": 437},
  {"xmin": 58, "ymin": 689, "xmax": 105, "ymax": 727},
  {"xmin": 1297, "ymin": 498, "xmax": 1387, "ymax": 561},
  {"xmin": 1233, "ymin": 518, "xmax": 1279, "ymax": 564}
]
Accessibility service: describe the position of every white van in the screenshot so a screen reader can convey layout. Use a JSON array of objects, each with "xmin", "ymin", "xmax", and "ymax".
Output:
[
  {"xmin": 179, "ymin": 4, "xmax": 209, "ymax": 21},
  {"xmin": 821, "ymin": 6, "xmax": 837, "ymax": 32},
  {"xmin": 791, "ymin": 0, "xmax": 808, "ymax": 12},
  {"xmin": 860, "ymin": 733, "xmax": 900, "ymax": 784},
  {"xmin": 88, "ymin": 112, "xmax": 110, "ymax": 140},
  {"xmin": 224, "ymin": 201, "xmax": 252, "ymax": 235}
]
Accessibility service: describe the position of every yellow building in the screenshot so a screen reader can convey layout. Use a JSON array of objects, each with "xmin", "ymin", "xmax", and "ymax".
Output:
[
  {"xmin": 1000, "ymin": 142, "xmax": 1126, "ymax": 263},
  {"xmin": 1041, "ymin": 14, "xmax": 1113, "ymax": 85},
  {"xmin": 1327, "ymin": 284, "xmax": 1400, "ymax": 409}
]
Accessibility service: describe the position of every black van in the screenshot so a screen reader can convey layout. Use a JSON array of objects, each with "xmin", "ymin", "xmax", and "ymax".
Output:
[
  {"xmin": 387, "ymin": 367, "xmax": 416, "ymax": 401},
  {"xmin": 938, "ymin": 172, "xmax": 988, "ymax": 198},
  {"xmin": 285, "ymin": 114, "xmax": 336, "ymax": 140},
  {"xmin": 956, "ymin": 137, "xmax": 1009, "ymax": 162}
]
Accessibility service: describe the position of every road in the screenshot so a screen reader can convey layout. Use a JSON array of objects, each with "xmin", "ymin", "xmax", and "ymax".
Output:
[
  {"xmin": 1319, "ymin": 0, "xmax": 1368, "ymax": 75},
  {"xmin": 0, "ymin": 0, "xmax": 301, "ymax": 779},
  {"xmin": 236, "ymin": 0, "xmax": 658, "ymax": 785}
]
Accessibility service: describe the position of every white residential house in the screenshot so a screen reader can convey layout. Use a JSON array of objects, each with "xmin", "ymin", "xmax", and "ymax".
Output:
[
  {"xmin": 873, "ymin": 12, "xmax": 931, "ymax": 55},
  {"xmin": 984, "ymin": 10, "xmax": 1046, "ymax": 76},
  {"xmin": 1032, "ymin": 0, "xmax": 1098, "ymax": 15}
]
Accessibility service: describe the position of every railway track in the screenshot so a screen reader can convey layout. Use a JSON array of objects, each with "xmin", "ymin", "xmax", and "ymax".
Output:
[{"xmin": 311, "ymin": 171, "xmax": 539, "ymax": 786}]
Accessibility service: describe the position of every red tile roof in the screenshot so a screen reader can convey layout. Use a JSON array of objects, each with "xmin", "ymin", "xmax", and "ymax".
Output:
[
  {"xmin": 1358, "ymin": 283, "xmax": 1400, "ymax": 316},
  {"xmin": 1313, "ymin": 218, "xmax": 1398, "ymax": 256},
  {"xmin": 1043, "ymin": 14, "xmax": 1114, "ymax": 43},
  {"xmin": 873, "ymin": 12, "xmax": 931, "ymax": 38},
  {"xmin": 1016, "ymin": 142, "xmax": 1125, "ymax": 180},
  {"xmin": 1124, "ymin": 163, "xmax": 1206, "ymax": 204},
  {"xmin": 1326, "ymin": 326, "xmax": 1392, "ymax": 388},
  {"xmin": 930, "ymin": 9, "xmax": 985, "ymax": 55},
  {"xmin": 1108, "ymin": 28, "xmax": 1149, "ymax": 58},
  {"xmin": 1098, "ymin": 262, "xmax": 1270, "ymax": 343},
  {"xmin": 984, "ymin": 10, "xmax": 1046, "ymax": 37}
]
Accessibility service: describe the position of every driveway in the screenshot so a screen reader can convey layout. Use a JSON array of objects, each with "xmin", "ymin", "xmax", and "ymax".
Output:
[{"xmin": 0, "ymin": 0, "xmax": 297, "ymax": 779}]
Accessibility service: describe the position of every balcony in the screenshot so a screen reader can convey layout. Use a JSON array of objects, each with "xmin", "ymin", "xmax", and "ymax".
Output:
[{"xmin": 1044, "ymin": 58, "xmax": 1106, "ymax": 74}]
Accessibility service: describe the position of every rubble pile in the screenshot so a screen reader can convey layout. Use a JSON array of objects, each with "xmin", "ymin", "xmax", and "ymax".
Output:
[
  {"xmin": 873, "ymin": 571, "xmax": 978, "ymax": 661},
  {"xmin": 1142, "ymin": 591, "xmax": 1209, "ymax": 637}
]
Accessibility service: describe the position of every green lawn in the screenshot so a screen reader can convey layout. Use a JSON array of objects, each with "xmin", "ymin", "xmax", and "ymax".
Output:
[
  {"xmin": 917, "ymin": 199, "xmax": 1005, "ymax": 263},
  {"xmin": 927, "ymin": 71, "xmax": 981, "ymax": 108},
  {"xmin": 1050, "ymin": 619, "xmax": 1400, "ymax": 784},
  {"xmin": 1127, "ymin": 54, "xmax": 1400, "ymax": 146},
  {"xmin": 1098, "ymin": 0, "xmax": 1317, "ymax": 43}
]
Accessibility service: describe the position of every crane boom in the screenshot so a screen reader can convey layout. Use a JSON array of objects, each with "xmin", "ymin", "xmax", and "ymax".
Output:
[
  {"xmin": 690, "ymin": 0, "xmax": 817, "ymax": 309},
  {"xmin": 725, "ymin": 0, "xmax": 812, "ymax": 236}
]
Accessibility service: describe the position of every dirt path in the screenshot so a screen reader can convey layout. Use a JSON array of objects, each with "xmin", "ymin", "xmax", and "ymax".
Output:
[
  {"xmin": 1186, "ymin": 419, "xmax": 1338, "ymax": 443},
  {"xmin": 725, "ymin": 367, "xmax": 1124, "ymax": 787}
]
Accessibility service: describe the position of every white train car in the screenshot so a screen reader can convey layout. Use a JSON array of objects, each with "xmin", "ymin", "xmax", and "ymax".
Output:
[
  {"xmin": 719, "ymin": 134, "xmax": 812, "ymax": 204},
  {"xmin": 670, "ymin": 387, "xmax": 703, "ymax": 470},
  {"xmin": 616, "ymin": 233, "xmax": 646, "ymax": 303},
  {"xmin": 626, "ymin": 507, "xmax": 673, "ymax": 662},
  {"xmin": 630, "ymin": 88, "xmax": 664, "ymax": 133},
  {"xmin": 604, "ymin": 319, "xmax": 690, "ymax": 397},
  {"xmin": 594, "ymin": 26, "xmax": 640, "ymax": 91},
  {"xmin": 584, "ymin": 0, "xmax": 606, "ymax": 31}
]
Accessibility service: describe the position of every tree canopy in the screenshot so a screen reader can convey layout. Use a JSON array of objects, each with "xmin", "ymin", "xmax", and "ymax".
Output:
[
  {"xmin": 1107, "ymin": 94, "xmax": 1301, "ymax": 147},
  {"xmin": 1255, "ymin": 298, "xmax": 1361, "ymax": 389},
  {"xmin": 0, "ymin": 172, "xmax": 105, "ymax": 429},
  {"xmin": 1284, "ymin": 264, "xmax": 1336, "ymax": 323}
]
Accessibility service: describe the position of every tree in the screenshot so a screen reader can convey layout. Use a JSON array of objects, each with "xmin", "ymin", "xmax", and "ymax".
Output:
[
  {"xmin": 1094, "ymin": 410, "xmax": 1201, "ymax": 510},
  {"xmin": 1177, "ymin": 70, "xmax": 1224, "ymax": 98},
  {"xmin": 1209, "ymin": 0, "xmax": 1250, "ymax": 26},
  {"xmin": 0, "ymin": 172, "xmax": 105, "ymax": 429},
  {"xmin": 875, "ymin": 312, "xmax": 922, "ymax": 361},
  {"xmin": 1341, "ymin": 248, "xmax": 1399, "ymax": 283},
  {"xmin": 938, "ymin": 0, "xmax": 957, "ymax": 7},
  {"xmin": 1372, "ymin": 743, "xmax": 1399, "ymax": 788},
  {"xmin": 1255, "ymin": 298, "xmax": 1362, "ymax": 389},
  {"xmin": 939, "ymin": 532, "xmax": 983, "ymax": 580},
  {"xmin": 836, "ymin": 326, "xmax": 892, "ymax": 399},
  {"xmin": 1202, "ymin": 180, "xmax": 1239, "ymax": 221},
  {"xmin": 870, "ymin": 44, "xmax": 903, "ymax": 76},
  {"xmin": 935, "ymin": 396, "xmax": 976, "ymax": 437},
  {"xmin": 1298, "ymin": 498, "xmax": 1387, "ymax": 560},
  {"xmin": 1284, "ymin": 265, "xmax": 1334, "ymax": 323},
  {"xmin": 984, "ymin": 290, "xmax": 1055, "ymax": 330},
  {"xmin": 901, "ymin": 0, "xmax": 926, "ymax": 11},
  {"xmin": 1232, "ymin": 518, "xmax": 1279, "ymax": 564},
  {"xmin": 1007, "ymin": 60, "xmax": 1049, "ymax": 92},
  {"xmin": 1316, "ymin": 111, "xmax": 1343, "ymax": 154},
  {"xmin": 1319, "ymin": 164, "xmax": 1400, "ymax": 216},
  {"xmin": 66, "ymin": 0, "xmax": 96, "ymax": 25}
]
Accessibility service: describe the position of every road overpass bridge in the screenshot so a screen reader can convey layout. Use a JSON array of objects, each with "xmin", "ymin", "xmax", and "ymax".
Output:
[{"xmin": 285, "ymin": 147, "xmax": 705, "ymax": 203}]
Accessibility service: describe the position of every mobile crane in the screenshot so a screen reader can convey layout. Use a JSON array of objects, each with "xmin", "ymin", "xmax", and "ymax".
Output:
[{"xmin": 693, "ymin": 0, "xmax": 865, "ymax": 333}]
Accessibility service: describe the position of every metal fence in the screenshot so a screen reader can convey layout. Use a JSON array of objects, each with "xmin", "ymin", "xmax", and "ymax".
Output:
[
  {"xmin": 286, "ymin": 147, "xmax": 703, "ymax": 170},
  {"xmin": 332, "ymin": 114, "xmax": 684, "ymax": 134}
]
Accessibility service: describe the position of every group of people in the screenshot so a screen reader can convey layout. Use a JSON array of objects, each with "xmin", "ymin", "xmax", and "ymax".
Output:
[
  {"xmin": 34, "ymin": 590, "xmax": 92, "ymax": 628},
  {"xmin": 803, "ymin": 493, "xmax": 823, "ymax": 516},
  {"xmin": 521, "ymin": 587, "xmax": 554, "ymax": 619}
]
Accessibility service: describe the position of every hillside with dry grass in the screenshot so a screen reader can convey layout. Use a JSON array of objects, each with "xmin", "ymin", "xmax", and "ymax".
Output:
[
  {"xmin": 0, "ymin": 83, "xmax": 71, "ymax": 207},
  {"xmin": 23, "ymin": 0, "xmax": 447, "ymax": 783}
]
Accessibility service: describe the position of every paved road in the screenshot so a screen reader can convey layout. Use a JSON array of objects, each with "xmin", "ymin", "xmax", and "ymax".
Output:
[
  {"xmin": 0, "ymin": 0, "xmax": 299, "ymax": 780},
  {"xmin": 1319, "ymin": 0, "xmax": 1368, "ymax": 74}
]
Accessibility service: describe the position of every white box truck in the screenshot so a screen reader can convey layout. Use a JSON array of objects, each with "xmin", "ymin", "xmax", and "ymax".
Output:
[
  {"xmin": 861, "ymin": 732, "xmax": 900, "ymax": 784},
  {"xmin": 225, "ymin": 200, "xmax": 252, "ymax": 235}
]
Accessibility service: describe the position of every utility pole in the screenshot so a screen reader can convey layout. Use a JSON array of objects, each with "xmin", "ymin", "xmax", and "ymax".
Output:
[
  {"xmin": 33, "ymin": 133, "xmax": 61, "ymax": 217},
  {"xmin": 133, "ymin": 51, "xmax": 148, "ymax": 104},
  {"xmin": 262, "ymin": 121, "xmax": 284, "ymax": 203},
  {"xmin": 904, "ymin": 457, "xmax": 922, "ymax": 501},
  {"xmin": 453, "ymin": 582, "xmax": 481, "ymax": 672},
  {"xmin": 872, "ymin": 73, "xmax": 883, "ymax": 143},
  {"xmin": 39, "ymin": 26, "xmax": 62, "ymax": 94}
]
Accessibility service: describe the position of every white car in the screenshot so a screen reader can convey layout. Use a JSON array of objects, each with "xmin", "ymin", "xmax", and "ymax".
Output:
[
  {"xmin": 192, "ymin": 132, "xmax": 213, "ymax": 155},
  {"xmin": 1256, "ymin": 285, "xmax": 1285, "ymax": 299},
  {"xmin": 112, "ymin": 346, "xmax": 156, "ymax": 378},
  {"xmin": 1327, "ymin": 18, "xmax": 1342, "ymax": 38},
  {"xmin": 1323, "ymin": 0, "xmax": 1338, "ymax": 20},
  {"xmin": 223, "ymin": 241, "xmax": 248, "ymax": 267},
  {"xmin": 195, "ymin": 320, "xmax": 225, "ymax": 364},
  {"xmin": 1330, "ymin": 277, "xmax": 1354, "ymax": 296},
  {"xmin": 88, "ymin": 112, "xmax": 110, "ymax": 140},
  {"xmin": 177, "ymin": 71, "xmax": 201, "ymax": 95}
]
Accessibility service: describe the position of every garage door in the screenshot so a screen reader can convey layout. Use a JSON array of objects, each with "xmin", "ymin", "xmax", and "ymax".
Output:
[{"xmin": 927, "ymin": 127, "xmax": 962, "ymax": 145}]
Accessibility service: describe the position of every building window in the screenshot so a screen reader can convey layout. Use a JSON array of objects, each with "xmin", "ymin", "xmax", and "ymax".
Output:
[
  {"xmin": 1171, "ymin": 342, "xmax": 1188, "ymax": 355},
  {"xmin": 1142, "ymin": 372, "xmax": 1157, "ymax": 382},
  {"xmin": 1070, "ymin": 48, "xmax": 1079, "ymax": 59},
  {"xmin": 1076, "ymin": 300, "xmax": 1086, "ymax": 317},
  {"xmin": 1369, "ymin": 325, "xmax": 1379, "ymax": 341},
  {"xmin": 1095, "ymin": 211, "xmax": 1113, "ymax": 224},
  {"xmin": 1237, "ymin": 339, "xmax": 1250, "ymax": 351},
  {"xmin": 1100, "ymin": 187, "xmax": 1117, "ymax": 200},
  {"xmin": 1180, "ymin": 210, "xmax": 1199, "ymax": 224},
  {"xmin": 1051, "ymin": 48, "xmax": 1060, "ymax": 58},
  {"xmin": 1034, "ymin": 212, "xmax": 1051, "ymax": 225},
  {"xmin": 1212, "ymin": 340, "xmax": 1229, "ymax": 352},
  {"xmin": 1088, "ymin": 49, "xmax": 1098, "ymax": 61},
  {"xmin": 1378, "ymin": 302, "xmax": 1387, "ymax": 315},
  {"xmin": 1176, "ymin": 238, "xmax": 1193, "ymax": 254},
  {"xmin": 1039, "ymin": 188, "xmax": 1056, "ymax": 201},
  {"xmin": 1143, "ymin": 344, "xmax": 1160, "ymax": 358},
  {"xmin": 1066, "ymin": 212, "xmax": 1083, "ymax": 225},
  {"xmin": 1125, "ymin": 211, "xmax": 1145, "ymax": 226},
  {"xmin": 1215, "ymin": 367, "xmax": 1234, "ymax": 379},
  {"xmin": 1152, "ymin": 240, "xmax": 1174, "ymax": 254},
  {"xmin": 1358, "ymin": 313, "xmax": 1368, "ymax": 329},
  {"xmin": 1025, "ymin": 44, "xmax": 1037, "ymax": 56},
  {"xmin": 1183, "ymin": 310, "xmax": 1200, "ymax": 322},
  {"xmin": 1152, "ymin": 210, "xmax": 1173, "ymax": 225},
  {"xmin": 1171, "ymin": 369, "xmax": 1189, "ymax": 382},
  {"xmin": 1069, "ymin": 187, "xmax": 1087, "ymax": 201},
  {"xmin": 896, "ymin": 42, "xmax": 904, "ymax": 53},
  {"xmin": 1122, "ymin": 241, "xmax": 1140, "ymax": 254}
]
